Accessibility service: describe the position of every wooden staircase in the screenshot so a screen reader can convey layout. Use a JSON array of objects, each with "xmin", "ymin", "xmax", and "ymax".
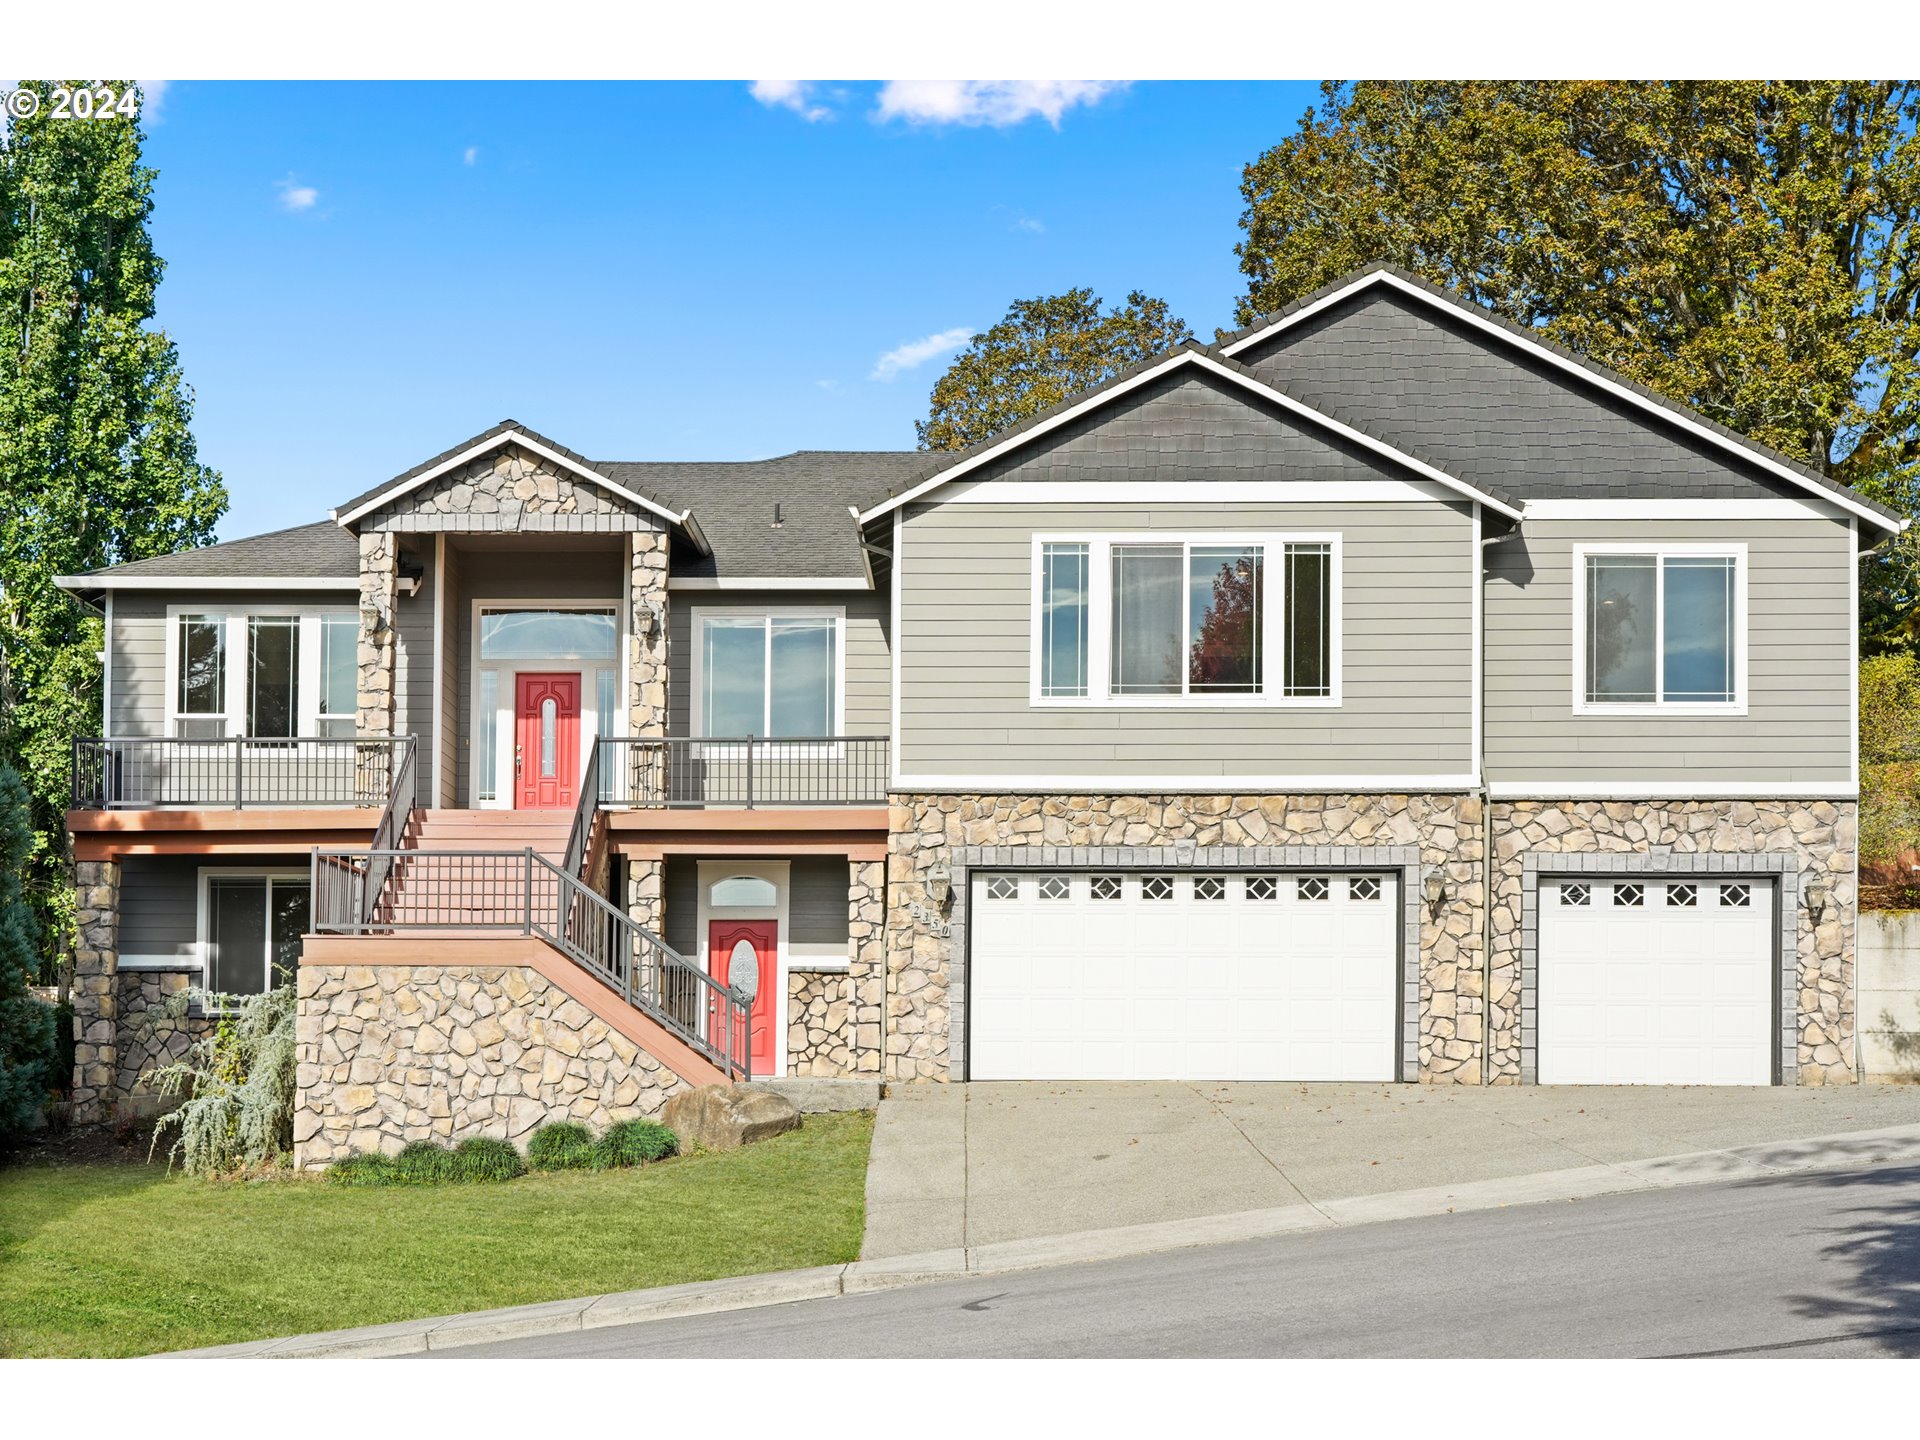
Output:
[{"xmin": 377, "ymin": 809, "xmax": 574, "ymax": 930}]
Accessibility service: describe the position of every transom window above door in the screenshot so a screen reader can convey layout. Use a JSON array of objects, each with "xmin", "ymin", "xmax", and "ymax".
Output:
[
  {"xmin": 1034, "ymin": 534, "xmax": 1338, "ymax": 706},
  {"xmin": 1577, "ymin": 546, "xmax": 1745, "ymax": 711},
  {"xmin": 694, "ymin": 610, "xmax": 842, "ymax": 738}
]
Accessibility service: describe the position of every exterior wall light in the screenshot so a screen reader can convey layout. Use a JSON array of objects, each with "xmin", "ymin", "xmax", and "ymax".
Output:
[
  {"xmin": 1421, "ymin": 871, "xmax": 1447, "ymax": 915},
  {"xmin": 1805, "ymin": 880, "xmax": 1830, "ymax": 923},
  {"xmin": 925, "ymin": 860, "xmax": 952, "ymax": 907}
]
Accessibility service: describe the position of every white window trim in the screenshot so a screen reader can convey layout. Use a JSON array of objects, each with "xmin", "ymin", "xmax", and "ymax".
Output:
[
  {"xmin": 467, "ymin": 599, "xmax": 626, "ymax": 811},
  {"xmin": 688, "ymin": 606, "xmax": 847, "ymax": 748},
  {"xmin": 163, "ymin": 604, "xmax": 358, "ymax": 739},
  {"xmin": 195, "ymin": 866, "xmax": 310, "ymax": 1001},
  {"xmin": 1570, "ymin": 542, "xmax": 1748, "ymax": 716},
  {"xmin": 1027, "ymin": 531, "xmax": 1344, "ymax": 710}
]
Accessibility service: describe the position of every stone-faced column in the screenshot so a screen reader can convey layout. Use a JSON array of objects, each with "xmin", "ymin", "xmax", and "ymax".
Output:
[
  {"xmin": 357, "ymin": 532, "xmax": 398, "ymax": 738},
  {"xmin": 626, "ymin": 859, "xmax": 663, "ymax": 935},
  {"xmin": 70, "ymin": 860, "xmax": 123, "ymax": 1123},
  {"xmin": 848, "ymin": 859, "xmax": 886, "ymax": 1075},
  {"xmin": 626, "ymin": 527, "xmax": 670, "ymax": 805}
]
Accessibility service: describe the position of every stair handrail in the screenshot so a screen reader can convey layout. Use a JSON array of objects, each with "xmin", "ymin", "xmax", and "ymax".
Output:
[
  {"xmin": 362, "ymin": 734, "xmax": 417, "ymax": 927},
  {"xmin": 562, "ymin": 738, "xmax": 602, "ymax": 880}
]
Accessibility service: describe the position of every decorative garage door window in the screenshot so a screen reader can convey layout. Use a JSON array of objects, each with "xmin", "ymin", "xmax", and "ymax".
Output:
[
  {"xmin": 1090, "ymin": 875, "xmax": 1123, "ymax": 901},
  {"xmin": 1297, "ymin": 877, "xmax": 1329, "ymax": 901},
  {"xmin": 984, "ymin": 876, "xmax": 1018, "ymax": 901}
]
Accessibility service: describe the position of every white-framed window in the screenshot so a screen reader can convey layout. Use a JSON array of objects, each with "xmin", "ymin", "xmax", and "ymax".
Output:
[
  {"xmin": 198, "ymin": 868, "xmax": 310, "ymax": 999},
  {"xmin": 1572, "ymin": 544, "xmax": 1746, "ymax": 713},
  {"xmin": 1030, "ymin": 533, "xmax": 1340, "ymax": 707},
  {"xmin": 690, "ymin": 607, "xmax": 845, "ymax": 739},
  {"xmin": 165, "ymin": 606, "xmax": 359, "ymax": 739}
]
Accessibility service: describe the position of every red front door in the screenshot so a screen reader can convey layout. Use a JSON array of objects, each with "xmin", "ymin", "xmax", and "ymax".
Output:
[
  {"xmin": 515, "ymin": 673, "xmax": 580, "ymax": 810},
  {"xmin": 708, "ymin": 919, "xmax": 777, "ymax": 1077}
]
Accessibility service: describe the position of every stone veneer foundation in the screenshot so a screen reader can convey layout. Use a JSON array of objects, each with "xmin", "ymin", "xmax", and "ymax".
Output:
[
  {"xmin": 885, "ymin": 794, "xmax": 1486, "ymax": 1084},
  {"xmin": 1488, "ymin": 800, "xmax": 1856, "ymax": 1085},
  {"xmin": 294, "ymin": 962, "xmax": 689, "ymax": 1170}
]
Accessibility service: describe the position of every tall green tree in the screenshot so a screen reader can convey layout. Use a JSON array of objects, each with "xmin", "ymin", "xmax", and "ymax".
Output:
[
  {"xmin": 0, "ymin": 81, "xmax": 227, "ymax": 982},
  {"xmin": 1233, "ymin": 81, "xmax": 1920, "ymax": 648},
  {"xmin": 918, "ymin": 289, "xmax": 1193, "ymax": 451},
  {"xmin": 0, "ymin": 761, "xmax": 56, "ymax": 1134}
]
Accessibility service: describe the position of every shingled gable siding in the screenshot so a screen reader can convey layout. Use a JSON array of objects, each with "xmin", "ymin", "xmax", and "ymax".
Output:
[
  {"xmin": 1232, "ymin": 287, "xmax": 1827, "ymax": 506},
  {"xmin": 1484, "ymin": 517, "xmax": 1854, "ymax": 789},
  {"xmin": 893, "ymin": 372, "xmax": 1476, "ymax": 781},
  {"xmin": 666, "ymin": 589, "xmax": 892, "ymax": 738}
]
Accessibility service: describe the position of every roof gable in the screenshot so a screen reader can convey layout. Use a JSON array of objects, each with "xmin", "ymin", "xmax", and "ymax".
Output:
[
  {"xmin": 858, "ymin": 346, "xmax": 1521, "ymax": 524},
  {"xmin": 1220, "ymin": 265, "xmax": 1903, "ymax": 534}
]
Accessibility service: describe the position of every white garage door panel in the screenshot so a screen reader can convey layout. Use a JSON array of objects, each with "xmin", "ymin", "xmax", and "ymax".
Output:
[
  {"xmin": 969, "ymin": 871, "xmax": 1399, "ymax": 1082},
  {"xmin": 1538, "ymin": 879, "xmax": 1773, "ymax": 1086}
]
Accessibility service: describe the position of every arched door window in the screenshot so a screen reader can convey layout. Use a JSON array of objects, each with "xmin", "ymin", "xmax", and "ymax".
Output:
[{"xmin": 709, "ymin": 875, "xmax": 777, "ymax": 908}]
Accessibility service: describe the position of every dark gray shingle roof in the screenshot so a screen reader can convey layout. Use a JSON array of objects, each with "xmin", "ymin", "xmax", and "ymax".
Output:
[{"xmin": 65, "ymin": 521, "xmax": 359, "ymax": 585}]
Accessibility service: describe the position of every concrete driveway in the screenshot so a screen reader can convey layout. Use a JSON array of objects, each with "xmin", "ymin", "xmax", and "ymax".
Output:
[{"xmin": 861, "ymin": 1080, "xmax": 1920, "ymax": 1258}]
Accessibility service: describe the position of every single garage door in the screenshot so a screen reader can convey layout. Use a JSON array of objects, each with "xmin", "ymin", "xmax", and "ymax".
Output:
[
  {"xmin": 1537, "ymin": 877, "xmax": 1775, "ymax": 1085},
  {"xmin": 968, "ymin": 870, "xmax": 1399, "ymax": 1081}
]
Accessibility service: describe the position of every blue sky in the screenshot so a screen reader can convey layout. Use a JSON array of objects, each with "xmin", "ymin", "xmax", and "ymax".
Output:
[{"xmin": 137, "ymin": 80, "xmax": 1324, "ymax": 540}]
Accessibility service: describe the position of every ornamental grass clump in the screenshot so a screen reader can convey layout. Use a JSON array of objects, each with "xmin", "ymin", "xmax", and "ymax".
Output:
[
  {"xmin": 594, "ymin": 1119, "xmax": 677, "ymax": 1168},
  {"xmin": 145, "ymin": 981, "xmax": 297, "ymax": 1177},
  {"xmin": 525, "ymin": 1120, "xmax": 596, "ymax": 1172},
  {"xmin": 327, "ymin": 1151, "xmax": 399, "ymax": 1187},
  {"xmin": 392, "ymin": 1140, "xmax": 460, "ymax": 1184},
  {"xmin": 453, "ymin": 1135, "xmax": 525, "ymax": 1182}
]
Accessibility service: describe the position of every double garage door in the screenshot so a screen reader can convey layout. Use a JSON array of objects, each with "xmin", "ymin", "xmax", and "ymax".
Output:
[
  {"xmin": 969, "ymin": 870, "xmax": 1400, "ymax": 1081},
  {"xmin": 968, "ymin": 870, "xmax": 1779, "ymax": 1085}
]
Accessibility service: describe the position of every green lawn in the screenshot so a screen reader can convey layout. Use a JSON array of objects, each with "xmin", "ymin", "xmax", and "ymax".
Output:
[{"xmin": 0, "ymin": 1110, "xmax": 872, "ymax": 1358}]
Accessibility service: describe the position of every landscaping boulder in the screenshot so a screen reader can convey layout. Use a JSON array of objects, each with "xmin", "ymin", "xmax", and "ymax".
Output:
[{"xmin": 662, "ymin": 1083, "xmax": 800, "ymax": 1152}]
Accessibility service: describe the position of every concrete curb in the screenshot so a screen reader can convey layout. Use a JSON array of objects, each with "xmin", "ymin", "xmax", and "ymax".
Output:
[{"xmin": 162, "ymin": 1120, "xmax": 1920, "ymax": 1358}]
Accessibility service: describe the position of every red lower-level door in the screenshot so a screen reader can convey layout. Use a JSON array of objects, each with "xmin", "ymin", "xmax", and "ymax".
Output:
[
  {"xmin": 708, "ymin": 919, "xmax": 777, "ymax": 1077},
  {"xmin": 515, "ymin": 672, "xmax": 579, "ymax": 809}
]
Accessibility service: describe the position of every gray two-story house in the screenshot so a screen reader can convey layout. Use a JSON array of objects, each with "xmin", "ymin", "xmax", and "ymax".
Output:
[{"xmin": 57, "ymin": 265, "xmax": 1902, "ymax": 1164}]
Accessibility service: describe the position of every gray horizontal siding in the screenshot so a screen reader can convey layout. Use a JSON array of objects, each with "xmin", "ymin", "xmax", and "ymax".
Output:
[
  {"xmin": 1484, "ymin": 518, "xmax": 1854, "ymax": 787},
  {"xmin": 789, "ymin": 857, "xmax": 850, "ymax": 946},
  {"xmin": 898, "ymin": 498, "xmax": 1475, "ymax": 779},
  {"xmin": 119, "ymin": 856, "xmax": 202, "ymax": 968},
  {"xmin": 668, "ymin": 590, "xmax": 890, "ymax": 737},
  {"xmin": 107, "ymin": 588, "xmax": 357, "ymax": 740},
  {"xmin": 663, "ymin": 856, "xmax": 698, "ymax": 956}
]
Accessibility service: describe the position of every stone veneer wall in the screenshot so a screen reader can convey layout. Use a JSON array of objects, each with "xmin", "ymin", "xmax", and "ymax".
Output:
[
  {"xmin": 786, "ymin": 970, "xmax": 853, "ymax": 1075},
  {"xmin": 294, "ymin": 963, "xmax": 690, "ymax": 1170},
  {"xmin": 360, "ymin": 443, "xmax": 649, "ymax": 534},
  {"xmin": 1488, "ymin": 800, "xmax": 1857, "ymax": 1085},
  {"xmin": 356, "ymin": 532, "xmax": 397, "ymax": 738},
  {"xmin": 627, "ymin": 529, "xmax": 669, "ymax": 739},
  {"xmin": 848, "ymin": 859, "xmax": 886, "ymax": 1076},
  {"xmin": 114, "ymin": 971, "xmax": 213, "ymax": 1107},
  {"xmin": 70, "ymin": 859, "xmax": 122, "ymax": 1122},
  {"xmin": 886, "ymin": 795, "xmax": 1485, "ymax": 1083}
]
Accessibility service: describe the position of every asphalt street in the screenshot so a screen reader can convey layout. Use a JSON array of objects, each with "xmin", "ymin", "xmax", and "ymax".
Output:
[{"xmin": 434, "ymin": 1161, "xmax": 1920, "ymax": 1358}]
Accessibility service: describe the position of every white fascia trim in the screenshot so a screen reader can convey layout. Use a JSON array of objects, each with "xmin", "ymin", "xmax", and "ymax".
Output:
[
  {"xmin": 56, "ymin": 575, "xmax": 356, "ymax": 592},
  {"xmin": 1219, "ymin": 270, "xmax": 1904, "ymax": 536},
  {"xmin": 332, "ymin": 429, "xmax": 692, "ymax": 531},
  {"xmin": 893, "ymin": 773, "xmax": 1481, "ymax": 794},
  {"xmin": 668, "ymin": 577, "xmax": 872, "ymax": 591},
  {"xmin": 1525, "ymin": 498, "xmax": 1850, "ymax": 521},
  {"xmin": 942, "ymin": 480, "xmax": 1451, "ymax": 505},
  {"xmin": 1488, "ymin": 782, "xmax": 1858, "ymax": 801},
  {"xmin": 855, "ymin": 348, "xmax": 1523, "ymax": 526}
]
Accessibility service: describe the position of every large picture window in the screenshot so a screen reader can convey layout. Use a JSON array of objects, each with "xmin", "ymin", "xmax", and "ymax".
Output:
[
  {"xmin": 1034, "ymin": 534, "xmax": 1336, "ymax": 706},
  {"xmin": 1578, "ymin": 547, "xmax": 1743, "ymax": 710},
  {"xmin": 167, "ymin": 608, "xmax": 357, "ymax": 738},
  {"xmin": 694, "ymin": 610, "xmax": 842, "ymax": 738},
  {"xmin": 204, "ymin": 873, "xmax": 309, "ymax": 998}
]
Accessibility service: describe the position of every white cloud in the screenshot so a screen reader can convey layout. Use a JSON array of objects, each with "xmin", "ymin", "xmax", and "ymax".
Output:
[
  {"xmin": 463, "ymin": 146, "xmax": 479, "ymax": 166},
  {"xmin": 1013, "ymin": 215, "xmax": 1046, "ymax": 234},
  {"xmin": 873, "ymin": 81, "xmax": 1127, "ymax": 128},
  {"xmin": 134, "ymin": 80, "xmax": 170, "ymax": 122},
  {"xmin": 750, "ymin": 80, "xmax": 832, "ymax": 122},
  {"xmin": 871, "ymin": 326, "xmax": 974, "ymax": 382},
  {"xmin": 275, "ymin": 175, "xmax": 319, "ymax": 212}
]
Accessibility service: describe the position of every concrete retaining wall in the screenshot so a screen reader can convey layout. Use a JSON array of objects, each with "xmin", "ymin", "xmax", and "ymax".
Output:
[{"xmin": 1860, "ymin": 911, "xmax": 1920, "ymax": 1081}]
